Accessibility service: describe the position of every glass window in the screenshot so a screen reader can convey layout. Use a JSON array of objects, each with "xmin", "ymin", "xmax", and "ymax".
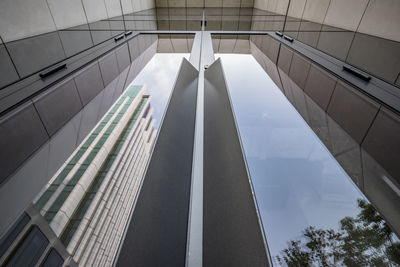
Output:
[
  {"xmin": 0, "ymin": 213, "xmax": 30, "ymax": 258},
  {"xmin": 41, "ymin": 248, "xmax": 64, "ymax": 267},
  {"xmin": 5, "ymin": 226, "xmax": 48, "ymax": 267},
  {"xmin": 217, "ymin": 53, "xmax": 400, "ymax": 266}
]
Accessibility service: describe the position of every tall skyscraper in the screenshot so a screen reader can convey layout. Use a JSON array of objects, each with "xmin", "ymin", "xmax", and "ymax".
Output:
[{"xmin": 0, "ymin": 84, "xmax": 155, "ymax": 266}]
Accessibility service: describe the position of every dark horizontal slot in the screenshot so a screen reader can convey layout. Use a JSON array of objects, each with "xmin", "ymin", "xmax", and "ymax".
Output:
[
  {"xmin": 283, "ymin": 35, "xmax": 294, "ymax": 42},
  {"xmin": 114, "ymin": 35, "xmax": 124, "ymax": 42},
  {"xmin": 343, "ymin": 65, "xmax": 371, "ymax": 82},
  {"xmin": 39, "ymin": 64, "xmax": 67, "ymax": 79},
  {"xmin": 125, "ymin": 31, "xmax": 133, "ymax": 36},
  {"xmin": 275, "ymin": 31, "xmax": 283, "ymax": 37}
]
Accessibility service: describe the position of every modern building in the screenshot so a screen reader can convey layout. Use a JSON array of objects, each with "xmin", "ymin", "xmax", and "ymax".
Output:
[
  {"xmin": 0, "ymin": 84, "xmax": 155, "ymax": 266},
  {"xmin": 0, "ymin": 0, "xmax": 400, "ymax": 266}
]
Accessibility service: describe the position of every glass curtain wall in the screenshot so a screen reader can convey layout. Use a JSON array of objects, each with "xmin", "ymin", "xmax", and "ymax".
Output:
[{"xmin": 216, "ymin": 53, "xmax": 400, "ymax": 266}]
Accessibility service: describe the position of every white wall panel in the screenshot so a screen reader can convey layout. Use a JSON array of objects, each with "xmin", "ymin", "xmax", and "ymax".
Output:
[
  {"xmin": 287, "ymin": 0, "xmax": 306, "ymax": 18},
  {"xmin": 47, "ymin": 0, "xmax": 88, "ymax": 29},
  {"xmin": 324, "ymin": 0, "xmax": 369, "ymax": 32},
  {"xmin": 302, "ymin": 0, "xmax": 330, "ymax": 24},
  {"xmin": 0, "ymin": 0, "xmax": 56, "ymax": 42},
  {"xmin": 121, "ymin": 0, "xmax": 134, "ymax": 14},
  {"xmin": 82, "ymin": 0, "xmax": 109, "ymax": 23},
  {"xmin": 105, "ymin": 0, "xmax": 123, "ymax": 18},
  {"xmin": 358, "ymin": 0, "xmax": 400, "ymax": 42}
]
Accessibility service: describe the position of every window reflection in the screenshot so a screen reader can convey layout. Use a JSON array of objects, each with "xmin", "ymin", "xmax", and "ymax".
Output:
[{"xmin": 217, "ymin": 54, "xmax": 400, "ymax": 265}]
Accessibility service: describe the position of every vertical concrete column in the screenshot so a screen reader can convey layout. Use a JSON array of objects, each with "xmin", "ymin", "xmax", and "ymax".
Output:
[
  {"xmin": 203, "ymin": 58, "xmax": 272, "ymax": 267},
  {"xmin": 187, "ymin": 29, "xmax": 215, "ymax": 267},
  {"xmin": 115, "ymin": 58, "xmax": 199, "ymax": 267}
]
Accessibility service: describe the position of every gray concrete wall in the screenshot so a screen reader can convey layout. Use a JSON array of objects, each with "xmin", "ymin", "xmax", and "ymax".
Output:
[
  {"xmin": 253, "ymin": 0, "xmax": 400, "ymax": 43},
  {"xmin": 155, "ymin": 0, "xmax": 254, "ymax": 8},
  {"xmin": 0, "ymin": 0, "xmax": 156, "ymax": 42},
  {"xmin": 0, "ymin": 36, "xmax": 157, "ymax": 236}
]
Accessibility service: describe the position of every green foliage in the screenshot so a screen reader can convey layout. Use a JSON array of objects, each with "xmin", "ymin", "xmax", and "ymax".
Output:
[{"xmin": 276, "ymin": 199, "xmax": 400, "ymax": 267}]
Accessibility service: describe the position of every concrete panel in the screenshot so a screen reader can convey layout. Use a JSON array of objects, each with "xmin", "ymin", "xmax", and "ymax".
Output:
[
  {"xmin": 82, "ymin": 0, "xmax": 109, "ymax": 23},
  {"xmin": 362, "ymin": 107, "xmax": 400, "ymax": 183},
  {"xmin": 140, "ymin": 0, "xmax": 154, "ymax": 10},
  {"xmin": 158, "ymin": 38, "xmax": 174, "ymax": 52},
  {"xmin": 238, "ymin": 20, "xmax": 252, "ymax": 31},
  {"xmin": 47, "ymin": 0, "xmax": 87, "ymax": 29},
  {"xmin": 326, "ymin": 113, "xmax": 360, "ymax": 156},
  {"xmin": 288, "ymin": 0, "xmax": 307, "ymax": 18},
  {"xmin": 116, "ymin": 44, "xmax": 131, "ymax": 72},
  {"xmin": 203, "ymin": 58, "xmax": 269, "ymax": 267},
  {"xmin": 0, "ymin": 0, "xmax": 56, "ymax": 42},
  {"xmin": 234, "ymin": 39, "xmax": 250, "ymax": 53},
  {"xmin": 219, "ymin": 38, "xmax": 236, "ymax": 53},
  {"xmin": 138, "ymin": 35, "xmax": 148, "ymax": 53},
  {"xmin": 46, "ymin": 111, "xmax": 81, "ymax": 180},
  {"xmin": 156, "ymin": 0, "xmax": 168, "ymax": 7},
  {"xmin": 33, "ymin": 79, "xmax": 82, "ymax": 136},
  {"xmin": 317, "ymin": 28, "xmax": 354, "ymax": 61},
  {"xmin": 297, "ymin": 21, "xmax": 321, "ymax": 47},
  {"xmin": 221, "ymin": 20, "xmax": 239, "ymax": 31},
  {"xmin": 6, "ymin": 32, "xmax": 65, "ymax": 77},
  {"xmin": 277, "ymin": 44, "xmax": 293, "ymax": 74},
  {"xmin": 128, "ymin": 37, "xmax": 140, "ymax": 60},
  {"xmin": 253, "ymin": 0, "xmax": 267, "ymax": 10},
  {"xmin": 362, "ymin": 150, "xmax": 400, "ymax": 235},
  {"xmin": 275, "ymin": 0, "xmax": 289, "ymax": 15},
  {"xmin": 287, "ymin": 75, "xmax": 311, "ymax": 122},
  {"xmin": 261, "ymin": 35, "xmax": 280, "ymax": 63},
  {"xmin": 76, "ymin": 91, "xmax": 104, "ymax": 145},
  {"xmin": 205, "ymin": 0, "xmax": 223, "ymax": 7},
  {"xmin": 303, "ymin": 94, "xmax": 330, "ymax": 147},
  {"xmin": 0, "ymin": 44, "xmax": 19, "ymax": 88},
  {"xmin": 327, "ymin": 81, "xmax": 380, "ymax": 144},
  {"xmin": 0, "ymin": 142, "xmax": 50, "ymax": 236},
  {"xmin": 132, "ymin": 0, "xmax": 142, "ymax": 11},
  {"xmin": 335, "ymin": 146, "xmax": 363, "ymax": 187},
  {"xmin": 266, "ymin": 0, "xmax": 278, "ymax": 12},
  {"xmin": 223, "ymin": 0, "xmax": 241, "ymax": 8},
  {"xmin": 171, "ymin": 38, "xmax": 190, "ymax": 53},
  {"xmin": 302, "ymin": 0, "xmax": 330, "ymax": 24},
  {"xmin": 99, "ymin": 52, "xmax": 120, "ymax": 86},
  {"xmin": 346, "ymin": 33, "xmax": 400, "ymax": 84},
  {"xmin": 284, "ymin": 20, "xmax": 301, "ymax": 34},
  {"xmin": 97, "ymin": 78, "xmax": 118, "ymax": 120},
  {"xmin": 169, "ymin": 0, "xmax": 186, "ymax": 7},
  {"xmin": 113, "ymin": 67, "xmax": 130, "ymax": 99},
  {"xmin": 0, "ymin": 102, "xmax": 49, "ymax": 185},
  {"xmin": 105, "ymin": 0, "xmax": 123, "ymax": 18},
  {"xmin": 288, "ymin": 53, "xmax": 311, "ymax": 89},
  {"xmin": 116, "ymin": 58, "xmax": 198, "ymax": 266},
  {"xmin": 304, "ymin": 64, "xmax": 337, "ymax": 110},
  {"xmin": 109, "ymin": 20, "xmax": 125, "ymax": 30},
  {"xmin": 358, "ymin": 0, "xmax": 400, "ymax": 42},
  {"xmin": 58, "ymin": 26, "xmax": 93, "ymax": 57},
  {"xmin": 187, "ymin": 0, "xmax": 203, "ymax": 7},
  {"xmin": 323, "ymin": 0, "xmax": 368, "ymax": 32},
  {"xmin": 74, "ymin": 62, "xmax": 105, "ymax": 105},
  {"xmin": 89, "ymin": 21, "xmax": 112, "ymax": 45},
  {"xmin": 121, "ymin": 0, "xmax": 133, "ymax": 14}
]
